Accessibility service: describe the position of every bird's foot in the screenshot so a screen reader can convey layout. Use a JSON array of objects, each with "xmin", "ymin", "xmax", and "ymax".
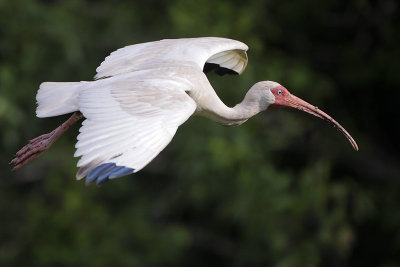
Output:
[
  {"xmin": 10, "ymin": 112, "xmax": 83, "ymax": 171},
  {"xmin": 10, "ymin": 130, "xmax": 57, "ymax": 171}
]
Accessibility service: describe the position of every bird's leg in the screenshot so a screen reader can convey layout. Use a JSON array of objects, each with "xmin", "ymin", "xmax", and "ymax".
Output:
[{"xmin": 10, "ymin": 112, "xmax": 84, "ymax": 171}]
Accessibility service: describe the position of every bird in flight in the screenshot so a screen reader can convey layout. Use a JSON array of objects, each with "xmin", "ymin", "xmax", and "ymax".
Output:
[{"xmin": 11, "ymin": 37, "xmax": 358, "ymax": 185}]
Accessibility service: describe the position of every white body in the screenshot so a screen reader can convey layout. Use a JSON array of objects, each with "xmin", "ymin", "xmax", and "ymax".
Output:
[{"xmin": 36, "ymin": 37, "xmax": 277, "ymax": 183}]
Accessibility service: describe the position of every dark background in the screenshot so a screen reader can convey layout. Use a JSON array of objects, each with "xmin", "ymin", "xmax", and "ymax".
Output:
[{"xmin": 1, "ymin": 0, "xmax": 399, "ymax": 266}]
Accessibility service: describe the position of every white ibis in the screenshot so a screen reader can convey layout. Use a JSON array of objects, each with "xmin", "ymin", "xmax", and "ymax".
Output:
[{"xmin": 11, "ymin": 37, "xmax": 358, "ymax": 185}]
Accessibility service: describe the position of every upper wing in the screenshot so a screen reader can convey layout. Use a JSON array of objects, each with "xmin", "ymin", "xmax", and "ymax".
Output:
[
  {"xmin": 74, "ymin": 71, "xmax": 197, "ymax": 185},
  {"xmin": 94, "ymin": 37, "xmax": 248, "ymax": 79}
]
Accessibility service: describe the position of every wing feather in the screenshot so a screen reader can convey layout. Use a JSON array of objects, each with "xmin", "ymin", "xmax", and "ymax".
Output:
[
  {"xmin": 95, "ymin": 37, "xmax": 248, "ymax": 79},
  {"xmin": 75, "ymin": 73, "xmax": 196, "ymax": 184},
  {"xmin": 72, "ymin": 38, "xmax": 248, "ymax": 184}
]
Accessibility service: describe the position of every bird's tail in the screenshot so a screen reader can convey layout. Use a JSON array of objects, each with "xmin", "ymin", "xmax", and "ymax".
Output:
[{"xmin": 36, "ymin": 81, "xmax": 86, "ymax": 118}]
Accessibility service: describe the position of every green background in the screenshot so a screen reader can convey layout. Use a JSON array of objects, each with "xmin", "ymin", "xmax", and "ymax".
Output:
[{"xmin": 1, "ymin": 0, "xmax": 399, "ymax": 266}]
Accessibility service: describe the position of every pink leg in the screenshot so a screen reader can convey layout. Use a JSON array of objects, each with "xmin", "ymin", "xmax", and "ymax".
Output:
[{"xmin": 10, "ymin": 112, "xmax": 83, "ymax": 171}]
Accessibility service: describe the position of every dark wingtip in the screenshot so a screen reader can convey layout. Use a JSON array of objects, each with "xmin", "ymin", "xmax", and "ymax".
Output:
[
  {"xmin": 86, "ymin": 163, "xmax": 115, "ymax": 186},
  {"xmin": 86, "ymin": 163, "xmax": 134, "ymax": 186}
]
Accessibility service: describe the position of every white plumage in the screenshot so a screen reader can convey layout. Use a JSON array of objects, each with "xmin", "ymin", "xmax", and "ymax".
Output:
[
  {"xmin": 94, "ymin": 37, "xmax": 248, "ymax": 79},
  {"xmin": 31, "ymin": 37, "xmax": 358, "ymax": 185},
  {"xmin": 74, "ymin": 70, "xmax": 197, "ymax": 180},
  {"xmin": 36, "ymin": 81, "xmax": 85, "ymax": 117},
  {"xmin": 36, "ymin": 37, "xmax": 256, "ymax": 184}
]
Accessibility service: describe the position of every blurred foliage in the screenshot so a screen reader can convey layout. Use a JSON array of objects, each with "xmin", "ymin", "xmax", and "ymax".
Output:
[{"xmin": 1, "ymin": 0, "xmax": 400, "ymax": 266}]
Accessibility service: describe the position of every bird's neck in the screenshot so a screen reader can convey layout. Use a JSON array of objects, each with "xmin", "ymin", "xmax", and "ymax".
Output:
[{"xmin": 199, "ymin": 92, "xmax": 265, "ymax": 126}]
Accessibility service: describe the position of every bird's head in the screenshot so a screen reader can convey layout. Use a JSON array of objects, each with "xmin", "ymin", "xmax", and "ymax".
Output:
[{"xmin": 263, "ymin": 82, "xmax": 359, "ymax": 151}]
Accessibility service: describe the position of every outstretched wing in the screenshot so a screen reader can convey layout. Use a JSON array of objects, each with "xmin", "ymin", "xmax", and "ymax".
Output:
[
  {"xmin": 75, "ymin": 71, "xmax": 197, "ymax": 185},
  {"xmin": 95, "ymin": 37, "xmax": 248, "ymax": 79}
]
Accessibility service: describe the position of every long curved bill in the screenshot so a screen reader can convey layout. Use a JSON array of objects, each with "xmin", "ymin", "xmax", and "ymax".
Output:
[{"xmin": 286, "ymin": 94, "xmax": 359, "ymax": 151}]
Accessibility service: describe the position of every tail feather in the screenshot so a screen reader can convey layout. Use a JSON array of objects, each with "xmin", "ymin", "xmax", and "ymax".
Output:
[{"xmin": 36, "ymin": 81, "xmax": 85, "ymax": 118}]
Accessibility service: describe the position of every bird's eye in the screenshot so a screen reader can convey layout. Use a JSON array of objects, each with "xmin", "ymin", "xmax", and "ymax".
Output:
[{"xmin": 277, "ymin": 90, "xmax": 282, "ymax": 95}]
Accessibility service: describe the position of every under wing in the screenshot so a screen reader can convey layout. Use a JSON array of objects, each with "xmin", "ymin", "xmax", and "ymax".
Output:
[
  {"xmin": 94, "ymin": 37, "xmax": 248, "ymax": 79},
  {"xmin": 75, "ymin": 71, "xmax": 197, "ymax": 185}
]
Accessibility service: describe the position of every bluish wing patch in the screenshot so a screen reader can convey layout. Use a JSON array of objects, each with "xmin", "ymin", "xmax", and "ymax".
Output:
[
  {"xmin": 86, "ymin": 163, "xmax": 115, "ymax": 185},
  {"xmin": 86, "ymin": 163, "xmax": 134, "ymax": 186},
  {"xmin": 109, "ymin": 167, "xmax": 135, "ymax": 179}
]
